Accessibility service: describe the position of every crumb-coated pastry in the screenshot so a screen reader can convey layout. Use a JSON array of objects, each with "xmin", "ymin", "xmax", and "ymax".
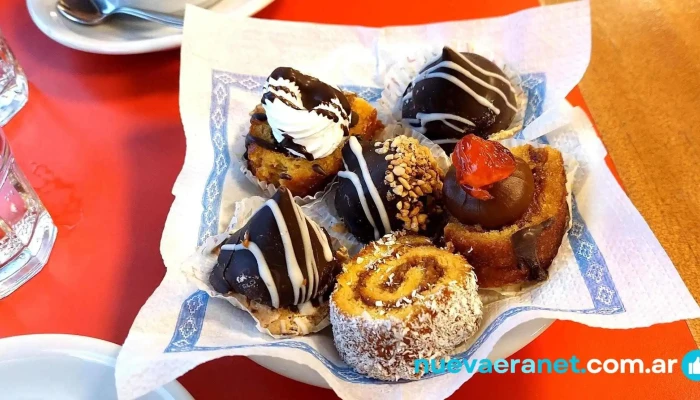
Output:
[
  {"xmin": 330, "ymin": 232, "xmax": 483, "ymax": 381},
  {"xmin": 245, "ymin": 67, "xmax": 382, "ymax": 197},
  {"xmin": 335, "ymin": 135, "xmax": 444, "ymax": 243},
  {"xmin": 401, "ymin": 46, "xmax": 518, "ymax": 152},
  {"xmin": 443, "ymin": 135, "xmax": 568, "ymax": 288},
  {"xmin": 209, "ymin": 187, "xmax": 342, "ymax": 335}
]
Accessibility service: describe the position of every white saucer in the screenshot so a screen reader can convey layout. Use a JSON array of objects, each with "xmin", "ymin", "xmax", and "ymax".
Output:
[
  {"xmin": 0, "ymin": 334, "xmax": 193, "ymax": 400},
  {"xmin": 250, "ymin": 318, "xmax": 553, "ymax": 388},
  {"xmin": 27, "ymin": 0, "xmax": 275, "ymax": 54}
]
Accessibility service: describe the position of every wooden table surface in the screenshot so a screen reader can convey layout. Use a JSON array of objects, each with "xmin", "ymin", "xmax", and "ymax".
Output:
[{"xmin": 542, "ymin": 0, "xmax": 700, "ymax": 345}]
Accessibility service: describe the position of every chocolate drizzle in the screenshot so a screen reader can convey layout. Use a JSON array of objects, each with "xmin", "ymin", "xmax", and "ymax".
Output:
[
  {"xmin": 245, "ymin": 133, "xmax": 284, "ymax": 154},
  {"xmin": 245, "ymin": 122, "xmax": 315, "ymax": 161},
  {"xmin": 269, "ymin": 67, "xmax": 351, "ymax": 113},
  {"xmin": 312, "ymin": 164, "xmax": 327, "ymax": 176},
  {"xmin": 511, "ymin": 218, "xmax": 554, "ymax": 281},
  {"xmin": 262, "ymin": 91, "xmax": 302, "ymax": 111},
  {"xmin": 250, "ymin": 113, "xmax": 267, "ymax": 122},
  {"xmin": 402, "ymin": 47, "xmax": 517, "ymax": 145},
  {"xmin": 350, "ymin": 111, "xmax": 359, "ymax": 128},
  {"xmin": 209, "ymin": 188, "xmax": 339, "ymax": 308},
  {"xmin": 280, "ymin": 133, "xmax": 315, "ymax": 160},
  {"xmin": 267, "ymin": 84, "xmax": 298, "ymax": 99}
]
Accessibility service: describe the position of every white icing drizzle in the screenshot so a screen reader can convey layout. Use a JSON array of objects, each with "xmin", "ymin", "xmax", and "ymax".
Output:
[
  {"xmin": 338, "ymin": 169, "xmax": 380, "ymax": 240},
  {"xmin": 415, "ymin": 72, "xmax": 500, "ymax": 114},
  {"xmin": 453, "ymin": 51, "xmax": 514, "ymax": 90},
  {"xmin": 431, "ymin": 138, "xmax": 460, "ymax": 145},
  {"xmin": 224, "ymin": 190, "xmax": 335, "ymax": 306},
  {"xmin": 297, "ymin": 301, "xmax": 316, "ymax": 315},
  {"xmin": 347, "ymin": 137, "xmax": 392, "ymax": 235},
  {"xmin": 263, "ymin": 198, "xmax": 305, "ymax": 305},
  {"xmin": 405, "ymin": 112, "xmax": 475, "ymax": 134},
  {"xmin": 306, "ymin": 215, "xmax": 333, "ymax": 262},
  {"xmin": 222, "ymin": 242, "xmax": 280, "ymax": 308},
  {"xmin": 413, "ymin": 60, "xmax": 517, "ymax": 112},
  {"xmin": 286, "ymin": 189, "xmax": 317, "ymax": 302}
]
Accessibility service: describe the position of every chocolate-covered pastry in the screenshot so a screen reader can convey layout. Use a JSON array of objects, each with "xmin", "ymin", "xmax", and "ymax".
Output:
[
  {"xmin": 210, "ymin": 187, "xmax": 340, "ymax": 308},
  {"xmin": 335, "ymin": 136, "xmax": 443, "ymax": 243},
  {"xmin": 402, "ymin": 46, "xmax": 518, "ymax": 152},
  {"xmin": 442, "ymin": 135, "xmax": 569, "ymax": 288}
]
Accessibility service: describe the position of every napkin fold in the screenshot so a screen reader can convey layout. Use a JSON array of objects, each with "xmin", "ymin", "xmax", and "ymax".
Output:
[{"xmin": 116, "ymin": 2, "xmax": 700, "ymax": 400}]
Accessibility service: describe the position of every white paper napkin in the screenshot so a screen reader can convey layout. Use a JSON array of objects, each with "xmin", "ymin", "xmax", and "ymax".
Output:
[{"xmin": 115, "ymin": 3, "xmax": 700, "ymax": 399}]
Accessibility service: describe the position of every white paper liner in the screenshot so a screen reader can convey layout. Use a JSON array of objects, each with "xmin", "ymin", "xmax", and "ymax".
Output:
[
  {"xmin": 239, "ymin": 163, "xmax": 332, "ymax": 205},
  {"xmin": 188, "ymin": 196, "xmax": 332, "ymax": 338},
  {"xmin": 377, "ymin": 44, "xmax": 527, "ymax": 142}
]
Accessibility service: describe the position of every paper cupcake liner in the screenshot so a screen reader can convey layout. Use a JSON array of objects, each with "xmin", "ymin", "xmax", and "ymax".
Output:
[
  {"xmin": 240, "ymin": 162, "xmax": 334, "ymax": 206},
  {"xmin": 377, "ymin": 44, "xmax": 527, "ymax": 143},
  {"xmin": 301, "ymin": 124, "xmax": 450, "ymax": 257},
  {"xmin": 187, "ymin": 196, "xmax": 335, "ymax": 338}
]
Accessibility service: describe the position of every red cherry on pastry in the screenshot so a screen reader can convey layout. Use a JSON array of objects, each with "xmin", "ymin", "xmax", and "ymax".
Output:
[{"xmin": 451, "ymin": 134, "xmax": 516, "ymax": 200}]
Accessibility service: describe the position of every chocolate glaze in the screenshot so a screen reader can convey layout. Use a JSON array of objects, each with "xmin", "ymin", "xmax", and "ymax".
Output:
[
  {"xmin": 280, "ymin": 133, "xmax": 315, "ymax": 160},
  {"xmin": 244, "ymin": 124, "xmax": 317, "ymax": 161},
  {"xmin": 209, "ymin": 188, "xmax": 339, "ymax": 308},
  {"xmin": 511, "ymin": 218, "xmax": 554, "ymax": 281},
  {"xmin": 334, "ymin": 139, "xmax": 402, "ymax": 243},
  {"xmin": 442, "ymin": 158, "xmax": 534, "ymax": 229},
  {"xmin": 266, "ymin": 67, "xmax": 352, "ymax": 123},
  {"xmin": 250, "ymin": 113, "xmax": 268, "ymax": 122},
  {"xmin": 312, "ymin": 164, "xmax": 327, "ymax": 176},
  {"xmin": 402, "ymin": 47, "xmax": 517, "ymax": 145},
  {"xmin": 350, "ymin": 111, "xmax": 359, "ymax": 128},
  {"xmin": 245, "ymin": 133, "xmax": 285, "ymax": 155}
]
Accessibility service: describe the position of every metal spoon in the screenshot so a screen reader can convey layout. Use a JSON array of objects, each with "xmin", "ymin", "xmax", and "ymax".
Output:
[{"xmin": 57, "ymin": 0, "xmax": 184, "ymax": 28}]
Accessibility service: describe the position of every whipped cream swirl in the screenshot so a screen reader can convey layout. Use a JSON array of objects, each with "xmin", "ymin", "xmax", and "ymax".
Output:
[{"xmin": 261, "ymin": 67, "xmax": 352, "ymax": 160}]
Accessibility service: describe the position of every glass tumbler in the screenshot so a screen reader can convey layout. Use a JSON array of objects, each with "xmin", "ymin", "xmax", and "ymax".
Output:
[
  {"xmin": 0, "ymin": 127, "xmax": 57, "ymax": 299},
  {"xmin": 0, "ymin": 30, "xmax": 28, "ymax": 126}
]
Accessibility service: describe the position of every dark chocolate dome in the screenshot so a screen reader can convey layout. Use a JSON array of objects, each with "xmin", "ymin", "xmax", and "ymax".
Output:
[
  {"xmin": 401, "ymin": 47, "xmax": 517, "ymax": 152},
  {"xmin": 209, "ymin": 188, "xmax": 339, "ymax": 308}
]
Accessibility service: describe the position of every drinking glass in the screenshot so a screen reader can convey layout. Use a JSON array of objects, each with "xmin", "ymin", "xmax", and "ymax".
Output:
[
  {"xmin": 0, "ymin": 30, "xmax": 28, "ymax": 126},
  {"xmin": 0, "ymin": 126, "xmax": 57, "ymax": 298}
]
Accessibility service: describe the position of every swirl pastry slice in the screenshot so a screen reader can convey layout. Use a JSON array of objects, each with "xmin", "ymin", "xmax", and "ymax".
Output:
[{"xmin": 330, "ymin": 233, "xmax": 482, "ymax": 381}]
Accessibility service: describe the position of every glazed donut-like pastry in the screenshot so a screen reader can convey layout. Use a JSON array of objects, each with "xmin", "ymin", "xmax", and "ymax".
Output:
[{"xmin": 330, "ymin": 233, "xmax": 482, "ymax": 381}]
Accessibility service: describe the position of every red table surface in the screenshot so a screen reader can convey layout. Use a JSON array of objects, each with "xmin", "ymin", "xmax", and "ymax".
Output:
[{"xmin": 0, "ymin": 0, "xmax": 697, "ymax": 399}]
